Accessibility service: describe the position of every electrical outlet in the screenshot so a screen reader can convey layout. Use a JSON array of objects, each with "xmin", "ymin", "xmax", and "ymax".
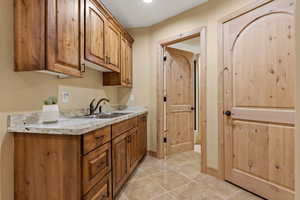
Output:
[{"xmin": 62, "ymin": 91, "xmax": 70, "ymax": 103}]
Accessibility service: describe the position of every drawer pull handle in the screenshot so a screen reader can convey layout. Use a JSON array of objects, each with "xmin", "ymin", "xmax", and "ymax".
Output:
[{"xmin": 95, "ymin": 135, "xmax": 104, "ymax": 140}]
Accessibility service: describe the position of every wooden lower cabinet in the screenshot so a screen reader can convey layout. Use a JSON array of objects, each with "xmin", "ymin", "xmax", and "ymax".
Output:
[
  {"xmin": 112, "ymin": 131, "xmax": 129, "ymax": 195},
  {"xmin": 84, "ymin": 173, "xmax": 112, "ymax": 200},
  {"xmin": 14, "ymin": 114, "xmax": 147, "ymax": 200},
  {"xmin": 138, "ymin": 114, "xmax": 147, "ymax": 160},
  {"xmin": 127, "ymin": 128, "xmax": 140, "ymax": 174},
  {"xmin": 112, "ymin": 115, "xmax": 147, "ymax": 196}
]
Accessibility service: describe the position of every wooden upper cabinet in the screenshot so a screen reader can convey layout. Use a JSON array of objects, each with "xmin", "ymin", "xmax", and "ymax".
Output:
[
  {"xmin": 120, "ymin": 38, "xmax": 127, "ymax": 85},
  {"xmin": 85, "ymin": 0, "xmax": 106, "ymax": 67},
  {"xmin": 15, "ymin": 0, "xmax": 84, "ymax": 77},
  {"xmin": 103, "ymin": 36, "xmax": 133, "ymax": 87},
  {"xmin": 105, "ymin": 22, "xmax": 121, "ymax": 72},
  {"xmin": 125, "ymin": 42, "xmax": 133, "ymax": 86}
]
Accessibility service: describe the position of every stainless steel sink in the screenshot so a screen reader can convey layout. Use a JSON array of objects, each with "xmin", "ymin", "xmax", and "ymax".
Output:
[{"xmin": 84, "ymin": 112, "xmax": 131, "ymax": 119}]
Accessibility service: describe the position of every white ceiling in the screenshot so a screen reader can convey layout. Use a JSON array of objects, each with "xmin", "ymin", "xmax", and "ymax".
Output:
[
  {"xmin": 100, "ymin": 0, "xmax": 208, "ymax": 28},
  {"xmin": 169, "ymin": 37, "xmax": 201, "ymax": 54}
]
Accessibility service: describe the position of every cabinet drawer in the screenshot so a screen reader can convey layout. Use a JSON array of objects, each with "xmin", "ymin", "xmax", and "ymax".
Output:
[
  {"xmin": 112, "ymin": 117, "xmax": 137, "ymax": 139},
  {"xmin": 83, "ymin": 143, "xmax": 111, "ymax": 194},
  {"xmin": 83, "ymin": 173, "xmax": 112, "ymax": 200},
  {"xmin": 83, "ymin": 126, "xmax": 111, "ymax": 154}
]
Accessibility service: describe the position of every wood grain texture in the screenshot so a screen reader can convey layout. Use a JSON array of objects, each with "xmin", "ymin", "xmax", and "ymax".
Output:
[
  {"xmin": 127, "ymin": 128, "xmax": 139, "ymax": 174},
  {"xmin": 112, "ymin": 117, "xmax": 137, "ymax": 139},
  {"xmin": 83, "ymin": 173, "xmax": 112, "ymax": 200},
  {"xmin": 14, "ymin": 0, "xmax": 45, "ymax": 71},
  {"xmin": 85, "ymin": 0, "xmax": 106, "ymax": 67},
  {"xmin": 83, "ymin": 126, "xmax": 111, "ymax": 155},
  {"xmin": 83, "ymin": 142, "xmax": 111, "ymax": 194},
  {"xmin": 15, "ymin": 0, "xmax": 84, "ymax": 76},
  {"xmin": 165, "ymin": 47, "xmax": 194, "ymax": 156},
  {"xmin": 138, "ymin": 114, "xmax": 148, "ymax": 161},
  {"xmin": 199, "ymin": 27, "xmax": 208, "ymax": 174},
  {"xmin": 105, "ymin": 22, "xmax": 121, "ymax": 72},
  {"xmin": 46, "ymin": 0, "xmax": 83, "ymax": 76},
  {"xmin": 112, "ymin": 132, "xmax": 128, "ymax": 196},
  {"xmin": 103, "ymin": 37, "xmax": 133, "ymax": 87},
  {"xmin": 220, "ymin": 0, "xmax": 295, "ymax": 199},
  {"xmin": 156, "ymin": 27, "xmax": 207, "ymax": 162},
  {"xmin": 14, "ymin": 133, "xmax": 82, "ymax": 200}
]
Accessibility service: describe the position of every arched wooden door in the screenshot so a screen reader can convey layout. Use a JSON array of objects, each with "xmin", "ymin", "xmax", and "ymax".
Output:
[
  {"xmin": 165, "ymin": 47, "xmax": 194, "ymax": 156},
  {"xmin": 222, "ymin": 1, "xmax": 295, "ymax": 199}
]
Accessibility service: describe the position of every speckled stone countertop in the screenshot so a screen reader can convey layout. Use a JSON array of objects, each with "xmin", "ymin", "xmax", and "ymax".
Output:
[{"xmin": 7, "ymin": 106, "xmax": 148, "ymax": 135}]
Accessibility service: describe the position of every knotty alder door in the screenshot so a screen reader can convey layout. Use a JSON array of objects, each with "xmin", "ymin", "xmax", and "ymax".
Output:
[
  {"xmin": 222, "ymin": 1, "xmax": 295, "ymax": 199},
  {"xmin": 165, "ymin": 47, "xmax": 194, "ymax": 156},
  {"xmin": 47, "ymin": 0, "xmax": 84, "ymax": 76},
  {"xmin": 105, "ymin": 22, "xmax": 121, "ymax": 72},
  {"xmin": 85, "ymin": 0, "xmax": 106, "ymax": 66}
]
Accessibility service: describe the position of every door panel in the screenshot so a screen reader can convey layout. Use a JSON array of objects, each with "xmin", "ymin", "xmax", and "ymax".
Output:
[
  {"xmin": 223, "ymin": 1, "xmax": 295, "ymax": 199},
  {"xmin": 127, "ymin": 129, "xmax": 139, "ymax": 174},
  {"xmin": 232, "ymin": 14, "xmax": 295, "ymax": 108},
  {"xmin": 165, "ymin": 47, "xmax": 194, "ymax": 155},
  {"xmin": 85, "ymin": 0, "xmax": 106, "ymax": 66},
  {"xmin": 120, "ymin": 38, "xmax": 127, "ymax": 85},
  {"xmin": 105, "ymin": 23, "xmax": 120, "ymax": 71},
  {"xmin": 47, "ymin": 0, "xmax": 83, "ymax": 76},
  {"xmin": 126, "ymin": 42, "xmax": 133, "ymax": 86},
  {"xmin": 112, "ymin": 133, "xmax": 128, "ymax": 196}
]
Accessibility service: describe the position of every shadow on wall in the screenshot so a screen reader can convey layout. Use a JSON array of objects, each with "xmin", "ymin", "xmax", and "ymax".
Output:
[{"xmin": 0, "ymin": 113, "xmax": 14, "ymax": 200}]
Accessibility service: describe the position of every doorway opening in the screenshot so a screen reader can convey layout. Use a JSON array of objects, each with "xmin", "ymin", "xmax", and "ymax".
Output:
[
  {"xmin": 156, "ymin": 27, "xmax": 207, "ymax": 173},
  {"xmin": 168, "ymin": 37, "xmax": 201, "ymax": 154}
]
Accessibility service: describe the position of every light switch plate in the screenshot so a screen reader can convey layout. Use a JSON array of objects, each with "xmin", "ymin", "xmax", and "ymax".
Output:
[
  {"xmin": 62, "ymin": 91, "xmax": 70, "ymax": 103},
  {"xmin": 129, "ymin": 94, "xmax": 135, "ymax": 101}
]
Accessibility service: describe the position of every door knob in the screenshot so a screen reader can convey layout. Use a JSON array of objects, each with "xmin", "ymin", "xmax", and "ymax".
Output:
[{"xmin": 224, "ymin": 110, "xmax": 231, "ymax": 116}]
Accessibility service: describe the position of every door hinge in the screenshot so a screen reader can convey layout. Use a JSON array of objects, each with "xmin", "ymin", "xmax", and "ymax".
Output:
[
  {"xmin": 164, "ymin": 96, "xmax": 167, "ymax": 102},
  {"xmin": 163, "ymin": 56, "xmax": 167, "ymax": 62},
  {"xmin": 163, "ymin": 137, "xmax": 167, "ymax": 143}
]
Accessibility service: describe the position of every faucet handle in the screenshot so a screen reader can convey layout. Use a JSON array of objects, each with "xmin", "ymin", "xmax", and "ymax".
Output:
[
  {"xmin": 90, "ymin": 99, "xmax": 96, "ymax": 108},
  {"xmin": 89, "ymin": 99, "xmax": 96, "ymax": 115}
]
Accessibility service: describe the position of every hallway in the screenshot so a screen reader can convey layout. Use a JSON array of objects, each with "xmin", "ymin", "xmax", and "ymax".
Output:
[{"xmin": 116, "ymin": 152, "xmax": 263, "ymax": 200}]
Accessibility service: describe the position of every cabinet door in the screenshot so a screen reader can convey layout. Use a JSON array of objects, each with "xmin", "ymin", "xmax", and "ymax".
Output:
[
  {"xmin": 138, "ymin": 115, "xmax": 147, "ymax": 160},
  {"xmin": 46, "ymin": 0, "xmax": 84, "ymax": 77},
  {"xmin": 120, "ymin": 38, "xmax": 127, "ymax": 86},
  {"xmin": 125, "ymin": 42, "xmax": 133, "ymax": 87},
  {"xmin": 112, "ymin": 133, "xmax": 128, "ymax": 196},
  {"xmin": 105, "ymin": 23, "xmax": 121, "ymax": 72},
  {"xmin": 127, "ymin": 128, "xmax": 139, "ymax": 174},
  {"xmin": 85, "ymin": 0, "xmax": 106, "ymax": 67}
]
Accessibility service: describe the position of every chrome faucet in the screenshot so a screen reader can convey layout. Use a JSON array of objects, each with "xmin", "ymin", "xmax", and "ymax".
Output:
[{"xmin": 89, "ymin": 98, "xmax": 110, "ymax": 115}]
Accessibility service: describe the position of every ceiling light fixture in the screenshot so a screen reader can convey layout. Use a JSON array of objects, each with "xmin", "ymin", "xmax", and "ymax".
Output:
[{"xmin": 143, "ymin": 0, "xmax": 153, "ymax": 3}]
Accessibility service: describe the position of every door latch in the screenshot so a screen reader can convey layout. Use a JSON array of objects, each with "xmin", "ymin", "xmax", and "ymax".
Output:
[{"xmin": 224, "ymin": 110, "xmax": 232, "ymax": 116}]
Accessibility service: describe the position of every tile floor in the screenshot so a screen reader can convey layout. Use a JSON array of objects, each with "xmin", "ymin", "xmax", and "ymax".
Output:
[{"xmin": 116, "ymin": 151, "xmax": 264, "ymax": 200}]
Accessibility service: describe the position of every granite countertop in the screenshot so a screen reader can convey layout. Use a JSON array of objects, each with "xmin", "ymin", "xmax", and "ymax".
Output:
[{"xmin": 7, "ymin": 106, "xmax": 148, "ymax": 135}]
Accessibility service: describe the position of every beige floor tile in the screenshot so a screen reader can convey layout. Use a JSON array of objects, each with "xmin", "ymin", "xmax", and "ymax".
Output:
[
  {"xmin": 115, "ymin": 192, "xmax": 128, "ymax": 200},
  {"xmin": 227, "ymin": 190, "xmax": 264, "ymax": 200},
  {"xmin": 129, "ymin": 165, "xmax": 163, "ymax": 182},
  {"xmin": 193, "ymin": 173, "xmax": 240, "ymax": 198},
  {"xmin": 172, "ymin": 162, "xmax": 201, "ymax": 179},
  {"xmin": 123, "ymin": 177, "xmax": 166, "ymax": 200},
  {"xmin": 149, "ymin": 170, "xmax": 192, "ymax": 191},
  {"xmin": 170, "ymin": 181, "xmax": 223, "ymax": 200},
  {"xmin": 151, "ymin": 193, "xmax": 177, "ymax": 200}
]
